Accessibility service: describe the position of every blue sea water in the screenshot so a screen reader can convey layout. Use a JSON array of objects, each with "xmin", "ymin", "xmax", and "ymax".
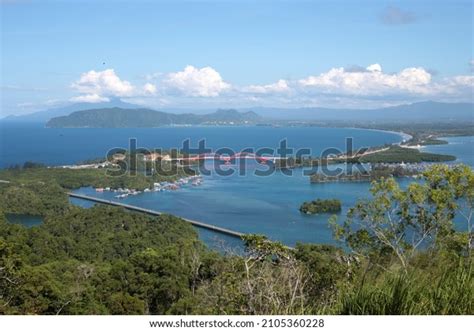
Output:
[
  {"xmin": 423, "ymin": 136, "xmax": 474, "ymax": 167},
  {"xmin": 1, "ymin": 122, "xmax": 472, "ymax": 249},
  {"xmin": 72, "ymin": 171, "xmax": 383, "ymax": 248},
  {"xmin": 70, "ymin": 135, "xmax": 473, "ymax": 249},
  {"xmin": 0, "ymin": 122, "xmax": 403, "ymax": 167}
]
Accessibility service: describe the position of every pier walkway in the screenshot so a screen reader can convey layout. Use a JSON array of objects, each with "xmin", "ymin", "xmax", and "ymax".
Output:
[{"xmin": 67, "ymin": 192, "xmax": 245, "ymax": 239}]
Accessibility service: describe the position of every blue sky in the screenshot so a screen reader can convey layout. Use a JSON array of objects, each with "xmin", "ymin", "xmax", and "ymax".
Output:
[{"xmin": 1, "ymin": 0, "xmax": 473, "ymax": 116}]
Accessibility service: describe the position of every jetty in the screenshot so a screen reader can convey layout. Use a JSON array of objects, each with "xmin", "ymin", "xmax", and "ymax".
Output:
[{"xmin": 67, "ymin": 192, "xmax": 245, "ymax": 239}]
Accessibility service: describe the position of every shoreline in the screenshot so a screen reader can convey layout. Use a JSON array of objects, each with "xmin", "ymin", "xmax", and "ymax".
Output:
[
  {"xmin": 346, "ymin": 127, "xmax": 413, "ymax": 144},
  {"xmin": 4, "ymin": 125, "xmax": 470, "ymax": 171}
]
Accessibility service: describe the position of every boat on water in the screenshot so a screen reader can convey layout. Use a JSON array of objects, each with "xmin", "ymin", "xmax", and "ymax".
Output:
[
  {"xmin": 166, "ymin": 184, "xmax": 179, "ymax": 190},
  {"xmin": 111, "ymin": 175, "xmax": 203, "ymax": 197}
]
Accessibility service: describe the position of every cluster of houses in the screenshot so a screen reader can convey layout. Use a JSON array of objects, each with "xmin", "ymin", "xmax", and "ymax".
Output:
[
  {"xmin": 142, "ymin": 152, "xmax": 172, "ymax": 162},
  {"xmin": 59, "ymin": 161, "xmax": 114, "ymax": 169}
]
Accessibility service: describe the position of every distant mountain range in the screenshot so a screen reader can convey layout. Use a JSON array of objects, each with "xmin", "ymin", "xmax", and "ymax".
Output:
[
  {"xmin": 1, "ymin": 99, "xmax": 140, "ymax": 123},
  {"xmin": 2, "ymin": 100, "xmax": 473, "ymax": 125},
  {"xmin": 248, "ymin": 101, "xmax": 474, "ymax": 122},
  {"xmin": 46, "ymin": 108, "xmax": 261, "ymax": 128}
]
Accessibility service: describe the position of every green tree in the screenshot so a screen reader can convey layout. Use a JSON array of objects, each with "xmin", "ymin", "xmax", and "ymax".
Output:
[
  {"xmin": 331, "ymin": 164, "xmax": 474, "ymax": 271},
  {"xmin": 0, "ymin": 240, "xmax": 22, "ymax": 314}
]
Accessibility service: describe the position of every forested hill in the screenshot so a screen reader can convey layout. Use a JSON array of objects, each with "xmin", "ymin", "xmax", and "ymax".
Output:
[
  {"xmin": 46, "ymin": 108, "xmax": 261, "ymax": 128},
  {"xmin": 0, "ymin": 165, "xmax": 472, "ymax": 314}
]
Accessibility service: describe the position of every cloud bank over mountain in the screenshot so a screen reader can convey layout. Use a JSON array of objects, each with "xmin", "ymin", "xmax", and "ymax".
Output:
[
  {"xmin": 70, "ymin": 69, "xmax": 157, "ymax": 103},
  {"xmin": 66, "ymin": 63, "xmax": 473, "ymax": 110}
]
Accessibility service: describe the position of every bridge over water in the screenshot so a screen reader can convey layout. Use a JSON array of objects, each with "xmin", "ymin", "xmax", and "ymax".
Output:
[
  {"xmin": 170, "ymin": 152, "xmax": 289, "ymax": 163},
  {"xmin": 67, "ymin": 192, "xmax": 245, "ymax": 239}
]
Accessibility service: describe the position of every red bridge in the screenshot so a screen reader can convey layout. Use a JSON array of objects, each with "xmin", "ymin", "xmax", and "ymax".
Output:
[{"xmin": 172, "ymin": 152, "xmax": 288, "ymax": 164}]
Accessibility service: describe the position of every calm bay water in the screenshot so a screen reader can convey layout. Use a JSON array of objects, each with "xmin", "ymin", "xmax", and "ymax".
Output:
[
  {"xmin": 72, "ymin": 170, "xmax": 387, "ymax": 248},
  {"xmin": 423, "ymin": 136, "xmax": 474, "ymax": 167},
  {"xmin": 71, "ymin": 135, "xmax": 473, "ymax": 248},
  {"xmin": 0, "ymin": 122, "xmax": 403, "ymax": 167},
  {"xmin": 2, "ymin": 122, "xmax": 472, "ymax": 249}
]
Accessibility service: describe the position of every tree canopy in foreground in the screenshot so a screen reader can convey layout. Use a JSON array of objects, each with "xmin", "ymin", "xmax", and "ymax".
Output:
[{"xmin": 0, "ymin": 165, "xmax": 472, "ymax": 314}]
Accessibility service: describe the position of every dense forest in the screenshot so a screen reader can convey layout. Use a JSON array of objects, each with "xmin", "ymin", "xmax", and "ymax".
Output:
[
  {"xmin": 0, "ymin": 164, "xmax": 472, "ymax": 314},
  {"xmin": 0, "ymin": 164, "xmax": 194, "ymax": 191},
  {"xmin": 310, "ymin": 164, "xmax": 421, "ymax": 183},
  {"xmin": 358, "ymin": 145, "xmax": 456, "ymax": 163}
]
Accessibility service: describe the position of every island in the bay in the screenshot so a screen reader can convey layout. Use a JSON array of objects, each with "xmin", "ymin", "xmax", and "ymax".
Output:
[
  {"xmin": 299, "ymin": 198, "xmax": 342, "ymax": 215},
  {"xmin": 1, "ymin": 160, "xmax": 472, "ymax": 315},
  {"xmin": 1, "ymin": 97, "xmax": 473, "ymax": 317}
]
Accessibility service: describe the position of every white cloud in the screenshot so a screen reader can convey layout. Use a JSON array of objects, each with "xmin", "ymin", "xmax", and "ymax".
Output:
[
  {"xmin": 366, "ymin": 63, "xmax": 382, "ymax": 72},
  {"xmin": 448, "ymin": 75, "xmax": 474, "ymax": 86},
  {"xmin": 143, "ymin": 83, "xmax": 157, "ymax": 95},
  {"xmin": 435, "ymin": 75, "xmax": 474, "ymax": 98},
  {"xmin": 164, "ymin": 65, "xmax": 230, "ymax": 97},
  {"xmin": 69, "ymin": 94, "xmax": 110, "ymax": 103},
  {"xmin": 298, "ymin": 64, "xmax": 433, "ymax": 95},
  {"xmin": 72, "ymin": 69, "xmax": 135, "ymax": 97},
  {"xmin": 243, "ymin": 79, "xmax": 290, "ymax": 94},
  {"xmin": 66, "ymin": 64, "xmax": 473, "ymax": 108},
  {"xmin": 71, "ymin": 69, "xmax": 159, "ymax": 103}
]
